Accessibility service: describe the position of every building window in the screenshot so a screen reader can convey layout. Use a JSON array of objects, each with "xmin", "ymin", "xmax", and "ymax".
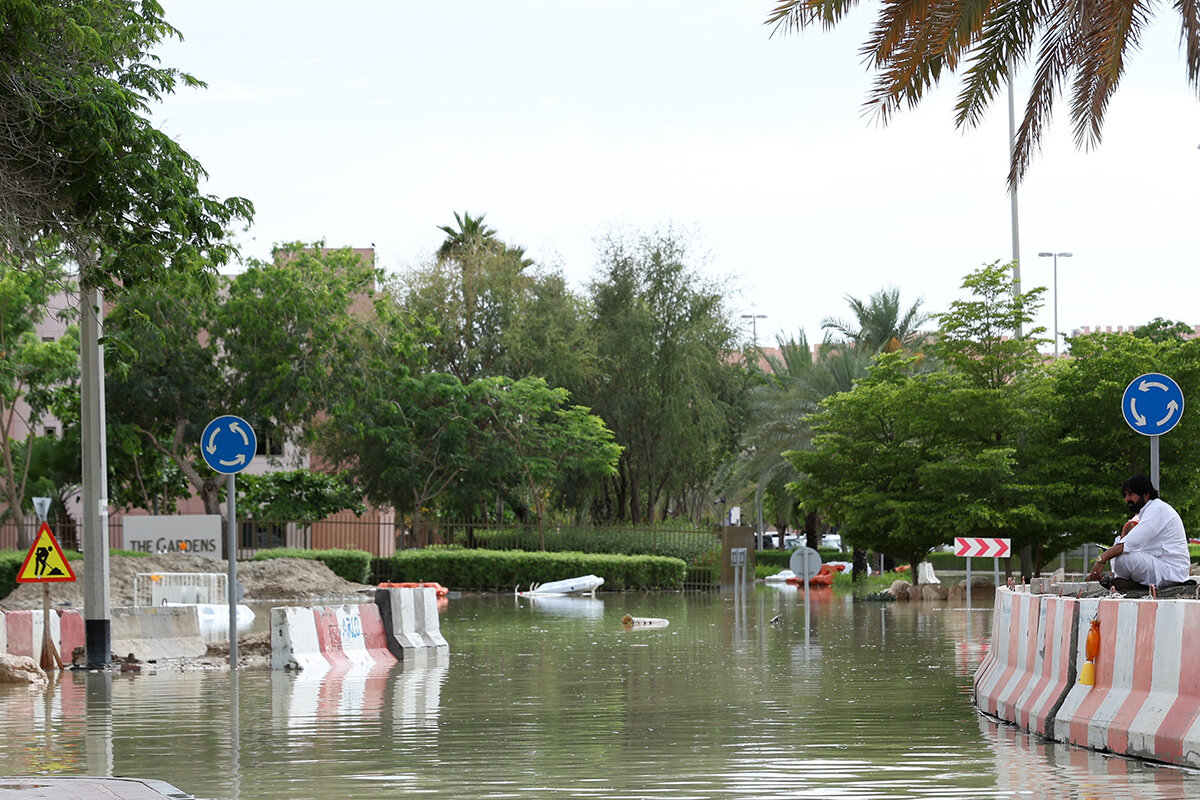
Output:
[
  {"xmin": 43, "ymin": 427, "xmax": 56, "ymax": 438},
  {"xmin": 255, "ymin": 435, "xmax": 284, "ymax": 457}
]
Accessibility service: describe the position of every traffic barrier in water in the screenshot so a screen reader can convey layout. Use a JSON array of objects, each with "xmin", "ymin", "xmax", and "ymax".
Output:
[
  {"xmin": 2, "ymin": 608, "xmax": 85, "ymax": 665},
  {"xmin": 110, "ymin": 605, "xmax": 206, "ymax": 662},
  {"xmin": 979, "ymin": 587, "xmax": 1200, "ymax": 769},
  {"xmin": 271, "ymin": 603, "xmax": 396, "ymax": 671},
  {"xmin": 1053, "ymin": 597, "xmax": 1200, "ymax": 766},
  {"xmin": 375, "ymin": 587, "xmax": 448, "ymax": 659}
]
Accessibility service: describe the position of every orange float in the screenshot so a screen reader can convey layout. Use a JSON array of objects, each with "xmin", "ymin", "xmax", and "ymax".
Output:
[
  {"xmin": 378, "ymin": 581, "xmax": 450, "ymax": 598},
  {"xmin": 785, "ymin": 563, "xmax": 845, "ymax": 587}
]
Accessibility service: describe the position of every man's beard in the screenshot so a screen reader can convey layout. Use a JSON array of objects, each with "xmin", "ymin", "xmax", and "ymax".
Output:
[{"xmin": 1127, "ymin": 497, "xmax": 1147, "ymax": 515}]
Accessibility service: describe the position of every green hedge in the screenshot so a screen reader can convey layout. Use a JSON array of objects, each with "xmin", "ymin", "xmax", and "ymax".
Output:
[
  {"xmin": 377, "ymin": 549, "xmax": 687, "ymax": 592},
  {"xmin": 252, "ymin": 548, "xmax": 372, "ymax": 583},
  {"xmin": 453, "ymin": 526, "xmax": 715, "ymax": 564}
]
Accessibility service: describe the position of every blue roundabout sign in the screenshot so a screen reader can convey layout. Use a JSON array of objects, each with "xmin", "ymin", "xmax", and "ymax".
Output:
[
  {"xmin": 201, "ymin": 415, "xmax": 257, "ymax": 474},
  {"xmin": 1121, "ymin": 373, "xmax": 1185, "ymax": 437}
]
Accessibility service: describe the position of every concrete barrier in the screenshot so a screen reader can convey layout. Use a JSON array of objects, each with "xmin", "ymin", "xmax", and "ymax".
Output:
[
  {"xmin": 981, "ymin": 588, "xmax": 1200, "ymax": 769},
  {"xmin": 110, "ymin": 606, "xmax": 206, "ymax": 661},
  {"xmin": 375, "ymin": 587, "xmax": 449, "ymax": 659},
  {"xmin": 412, "ymin": 587, "xmax": 449, "ymax": 656},
  {"xmin": 375, "ymin": 588, "xmax": 428, "ymax": 659},
  {"xmin": 1014, "ymin": 593, "xmax": 1078, "ymax": 738},
  {"xmin": 3, "ymin": 609, "xmax": 86, "ymax": 663},
  {"xmin": 1053, "ymin": 597, "xmax": 1200, "ymax": 767},
  {"xmin": 975, "ymin": 589, "xmax": 1040, "ymax": 720},
  {"xmin": 271, "ymin": 603, "xmax": 396, "ymax": 671}
]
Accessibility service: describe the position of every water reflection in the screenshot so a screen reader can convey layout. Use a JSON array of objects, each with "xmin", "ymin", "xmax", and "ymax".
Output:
[
  {"xmin": 1, "ymin": 589, "xmax": 1196, "ymax": 799},
  {"xmin": 980, "ymin": 714, "xmax": 1200, "ymax": 800}
]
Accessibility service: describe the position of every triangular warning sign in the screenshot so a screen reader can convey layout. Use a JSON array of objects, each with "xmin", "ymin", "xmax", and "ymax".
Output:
[{"xmin": 16, "ymin": 522, "xmax": 77, "ymax": 583}]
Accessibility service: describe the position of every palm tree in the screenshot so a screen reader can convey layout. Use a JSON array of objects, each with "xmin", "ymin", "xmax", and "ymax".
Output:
[
  {"xmin": 765, "ymin": 0, "xmax": 1200, "ymax": 184},
  {"xmin": 436, "ymin": 211, "xmax": 499, "ymax": 260},
  {"xmin": 821, "ymin": 286, "xmax": 929, "ymax": 353}
]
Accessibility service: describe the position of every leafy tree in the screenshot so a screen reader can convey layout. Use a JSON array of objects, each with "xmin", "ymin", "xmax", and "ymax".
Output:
[
  {"xmin": 475, "ymin": 377, "xmax": 621, "ymax": 544},
  {"xmin": 934, "ymin": 261, "xmax": 1047, "ymax": 391},
  {"xmin": 0, "ymin": 0, "xmax": 251, "ymax": 287},
  {"xmin": 1132, "ymin": 318, "xmax": 1195, "ymax": 344},
  {"xmin": 0, "ymin": 261, "xmax": 79, "ymax": 545},
  {"xmin": 105, "ymin": 246, "xmax": 376, "ymax": 514},
  {"xmin": 582, "ymin": 228, "xmax": 745, "ymax": 525},
  {"xmin": 766, "ymin": 0, "xmax": 1200, "ymax": 184},
  {"xmin": 216, "ymin": 243, "xmax": 380, "ymax": 450},
  {"xmin": 396, "ymin": 216, "xmax": 594, "ymax": 389},
  {"xmin": 791, "ymin": 358, "xmax": 1035, "ymax": 570},
  {"xmin": 239, "ymin": 469, "xmax": 365, "ymax": 549}
]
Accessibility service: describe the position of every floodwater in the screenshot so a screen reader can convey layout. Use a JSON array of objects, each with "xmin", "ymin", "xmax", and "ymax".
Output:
[{"xmin": 3, "ymin": 587, "xmax": 1199, "ymax": 800}]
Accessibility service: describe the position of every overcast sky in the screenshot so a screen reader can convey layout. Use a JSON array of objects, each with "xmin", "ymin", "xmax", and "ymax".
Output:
[{"xmin": 154, "ymin": 1, "xmax": 1200, "ymax": 353}]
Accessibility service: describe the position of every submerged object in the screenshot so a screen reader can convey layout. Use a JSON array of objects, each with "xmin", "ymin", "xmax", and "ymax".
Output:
[
  {"xmin": 517, "ymin": 575, "xmax": 604, "ymax": 597},
  {"xmin": 622, "ymin": 613, "xmax": 669, "ymax": 630}
]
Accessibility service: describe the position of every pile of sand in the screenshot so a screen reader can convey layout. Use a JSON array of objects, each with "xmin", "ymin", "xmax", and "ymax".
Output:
[{"xmin": 0, "ymin": 553, "xmax": 372, "ymax": 611}]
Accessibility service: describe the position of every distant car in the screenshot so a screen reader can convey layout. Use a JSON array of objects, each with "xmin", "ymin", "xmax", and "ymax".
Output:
[
  {"xmin": 821, "ymin": 533, "xmax": 843, "ymax": 551},
  {"xmin": 760, "ymin": 533, "xmax": 802, "ymax": 550}
]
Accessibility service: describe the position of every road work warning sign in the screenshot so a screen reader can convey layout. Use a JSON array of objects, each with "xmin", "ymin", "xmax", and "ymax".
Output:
[{"xmin": 16, "ymin": 522, "xmax": 77, "ymax": 583}]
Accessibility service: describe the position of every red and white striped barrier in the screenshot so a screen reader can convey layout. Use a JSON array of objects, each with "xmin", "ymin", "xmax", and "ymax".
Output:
[
  {"xmin": 975, "ymin": 589, "xmax": 1044, "ymax": 721},
  {"xmin": 1053, "ymin": 597, "xmax": 1200, "ymax": 766},
  {"xmin": 1011, "ymin": 593, "xmax": 1078, "ymax": 738},
  {"xmin": 2, "ymin": 609, "xmax": 85, "ymax": 664},
  {"xmin": 270, "ymin": 603, "xmax": 396, "ymax": 672},
  {"xmin": 982, "ymin": 586, "xmax": 1200, "ymax": 770}
]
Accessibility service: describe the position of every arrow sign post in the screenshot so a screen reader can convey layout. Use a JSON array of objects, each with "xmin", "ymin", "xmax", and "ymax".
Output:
[
  {"xmin": 955, "ymin": 537, "xmax": 1011, "ymax": 608},
  {"xmin": 1122, "ymin": 373, "xmax": 1185, "ymax": 492},
  {"xmin": 201, "ymin": 415, "xmax": 256, "ymax": 669}
]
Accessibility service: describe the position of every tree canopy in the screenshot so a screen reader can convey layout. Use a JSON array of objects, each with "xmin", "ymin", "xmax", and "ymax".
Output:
[{"xmin": 0, "ymin": 0, "xmax": 252, "ymax": 286}]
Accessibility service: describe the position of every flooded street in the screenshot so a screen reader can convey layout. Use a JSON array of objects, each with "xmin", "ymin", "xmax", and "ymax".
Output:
[{"xmin": 2, "ymin": 588, "xmax": 1198, "ymax": 799}]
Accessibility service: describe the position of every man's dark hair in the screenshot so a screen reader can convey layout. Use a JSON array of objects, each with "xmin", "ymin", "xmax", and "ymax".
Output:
[{"xmin": 1122, "ymin": 474, "xmax": 1160, "ymax": 500}]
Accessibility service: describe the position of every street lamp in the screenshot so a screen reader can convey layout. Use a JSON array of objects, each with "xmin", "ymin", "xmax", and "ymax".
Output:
[
  {"xmin": 1037, "ymin": 251, "xmax": 1072, "ymax": 357},
  {"xmin": 741, "ymin": 313, "xmax": 767, "ymax": 350}
]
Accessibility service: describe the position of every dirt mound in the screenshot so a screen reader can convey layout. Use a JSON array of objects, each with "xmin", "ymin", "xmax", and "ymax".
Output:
[{"xmin": 0, "ymin": 554, "xmax": 372, "ymax": 610}]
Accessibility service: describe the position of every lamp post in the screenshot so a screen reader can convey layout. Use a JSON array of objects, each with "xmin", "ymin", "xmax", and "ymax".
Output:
[
  {"xmin": 741, "ymin": 313, "xmax": 767, "ymax": 350},
  {"xmin": 1037, "ymin": 251, "xmax": 1072, "ymax": 357}
]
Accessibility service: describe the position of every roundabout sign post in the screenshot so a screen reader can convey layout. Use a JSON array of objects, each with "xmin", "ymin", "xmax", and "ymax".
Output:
[
  {"xmin": 1121, "ymin": 373, "xmax": 1185, "ymax": 491},
  {"xmin": 201, "ymin": 415, "xmax": 256, "ymax": 667}
]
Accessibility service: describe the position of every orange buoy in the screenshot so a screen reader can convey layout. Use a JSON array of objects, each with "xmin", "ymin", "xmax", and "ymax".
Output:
[{"xmin": 1085, "ymin": 618, "xmax": 1100, "ymax": 661}]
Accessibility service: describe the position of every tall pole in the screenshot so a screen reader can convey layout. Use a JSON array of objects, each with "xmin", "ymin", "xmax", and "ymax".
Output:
[
  {"xmin": 1037, "ymin": 252, "xmax": 1072, "ymax": 357},
  {"xmin": 227, "ymin": 474, "xmax": 238, "ymax": 668},
  {"xmin": 81, "ymin": 284, "xmax": 111, "ymax": 668},
  {"xmin": 1007, "ymin": 69, "xmax": 1021, "ymax": 325}
]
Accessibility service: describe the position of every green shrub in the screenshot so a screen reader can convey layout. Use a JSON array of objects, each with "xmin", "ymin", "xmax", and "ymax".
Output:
[
  {"xmin": 454, "ymin": 526, "xmax": 716, "ymax": 564},
  {"xmin": 377, "ymin": 549, "xmax": 686, "ymax": 591},
  {"xmin": 252, "ymin": 547, "xmax": 372, "ymax": 583},
  {"xmin": 0, "ymin": 550, "xmax": 25, "ymax": 599}
]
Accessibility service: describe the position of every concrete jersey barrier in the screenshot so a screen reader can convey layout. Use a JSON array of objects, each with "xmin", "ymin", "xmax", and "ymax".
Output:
[
  {"xmin": 375, "ymin": 587, "xmax": 448, "ymax": 659},
  {"xmin": 977, "ymin": 586, "xmax": 1200, "ymax": 769},
  {"xmin": 110, "ymin": 606, "xmax": 206, "ymax": 662},
  {"xmin": 1053, "ymin": 596, "xmax": 1200, "ymax": 765},
  {"xmin": 271, "ymin": 603, "xmax": 396, "ymax": 671},
  {"xmin": 2, "ymin": 609, "xmax": 86, "ymax": 663}
]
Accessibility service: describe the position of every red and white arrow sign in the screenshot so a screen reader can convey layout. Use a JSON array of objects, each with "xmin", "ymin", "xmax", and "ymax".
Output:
[{"xmin": 954, "ymin": 537, "xmax": 1011, "ymax": 558}]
